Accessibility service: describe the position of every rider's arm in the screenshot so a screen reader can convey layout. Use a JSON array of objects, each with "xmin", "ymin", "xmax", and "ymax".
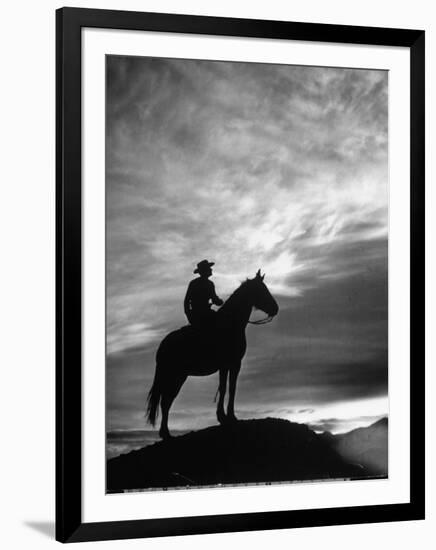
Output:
[{"xmin": 210, "ymin": 283, "xmax": 224, "ymax": 306}]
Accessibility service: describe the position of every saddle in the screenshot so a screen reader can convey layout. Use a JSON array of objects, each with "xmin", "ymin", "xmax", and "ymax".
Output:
[
  {"xmin": 179, "ymin": 314, "xmax": 220, "ymax": 350},
  {"xmin": 180, "ymin": 320, "xmax": 216, "ymax": 337}
]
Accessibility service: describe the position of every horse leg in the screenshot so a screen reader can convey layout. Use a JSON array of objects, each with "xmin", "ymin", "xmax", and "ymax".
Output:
[
  {"xmin": 159, "ymin": 396, "xmax": 171, "ymax": 440},
  {"xmin": 216, "ymin": 368, "xmax": 229, "ymax": 425},
  {"xmin": 159, "ymin": 375, "xmax": 186, "ymax": 440},
  {"xmin": 227, "ymin": 363, "xmax": 241, "ymax": 422}
]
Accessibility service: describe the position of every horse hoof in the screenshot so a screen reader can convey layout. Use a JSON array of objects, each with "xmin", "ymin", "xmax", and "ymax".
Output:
[
  {"xmin": 227, "ymin": 414, "xmax": 238, "ymax": 424},
  {"xmin": 159, "ymin": 429, "xmax": 172, "ymax": 440},
  {"xmin": 217, "ymin": 412, "xmax": 227, "ymax": 425}
]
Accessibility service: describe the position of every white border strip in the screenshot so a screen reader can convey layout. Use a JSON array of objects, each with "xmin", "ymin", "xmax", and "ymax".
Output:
[{"xmin": 83, "ymin": 27, "xmax": 410, "ymax": 523}]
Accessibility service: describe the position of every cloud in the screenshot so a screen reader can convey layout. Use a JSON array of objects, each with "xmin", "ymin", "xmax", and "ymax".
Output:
[
  {"xmin": 106, "ymin": 56, "xmax": 388, "ymax": 432},
  {"xmin": 107, "ymin": 322, "xmax": 165, "ymax": 354},
  {"xmin": 308, "ymin": 415, "xmax": 387, "ymax": 434}
]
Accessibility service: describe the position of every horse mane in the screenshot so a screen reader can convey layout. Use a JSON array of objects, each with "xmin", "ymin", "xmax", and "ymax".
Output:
[{"xmin": 219, "ymin": 279, "xmax": 252, "ymax": 314}]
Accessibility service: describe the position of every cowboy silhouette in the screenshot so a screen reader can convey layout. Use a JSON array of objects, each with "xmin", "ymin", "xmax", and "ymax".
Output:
[{"xmin": 184, "ymin": 260, "xmax": 223, "ymax": 327}]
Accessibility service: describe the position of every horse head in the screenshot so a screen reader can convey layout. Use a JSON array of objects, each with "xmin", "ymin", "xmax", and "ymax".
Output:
[{"xmin": 247, "ymin": 269, "xmax": 279, "ymax": 318}]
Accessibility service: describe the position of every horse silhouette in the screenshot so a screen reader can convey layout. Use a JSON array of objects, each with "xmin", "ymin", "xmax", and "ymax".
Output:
[{"xmin": 146, "ymin": 270, "xmax": 279, "ymax": 439}]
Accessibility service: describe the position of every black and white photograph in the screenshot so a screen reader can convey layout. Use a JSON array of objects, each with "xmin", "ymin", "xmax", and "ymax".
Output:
[
  {"xmin": 0, "ymin": 0, "xmax": 429, "ymax": 547},
  {"xmin": 105, "ymin": 55, "xmax": 389, "ymax": 493}
]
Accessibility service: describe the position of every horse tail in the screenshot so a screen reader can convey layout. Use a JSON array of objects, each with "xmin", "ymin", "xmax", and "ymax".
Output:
[
  {"xmin": 146, "ymin": 361, "xmax": 162, "ymax": 426},
  {"xmin": 213, "ymin": 385, "xmax": 219, "ymax": 403}
]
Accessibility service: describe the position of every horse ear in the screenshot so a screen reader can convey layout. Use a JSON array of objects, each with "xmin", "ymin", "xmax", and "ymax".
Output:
[
  {"xmin": 261, "ymin": 272, "xmax": 265, "ymax": 281},
  {"xmin": 256, "ymin": 269, "xmax": 261, "ymax": 279}
]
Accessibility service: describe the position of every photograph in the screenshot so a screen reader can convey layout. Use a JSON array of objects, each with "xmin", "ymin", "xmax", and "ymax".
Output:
[
  {"xmin": 105, "ymin": 54, "xmax": 389, "ymax": 493},
  {"xmin": 0, "ymin": 0, "xmax": 430, "ymax": 547}
]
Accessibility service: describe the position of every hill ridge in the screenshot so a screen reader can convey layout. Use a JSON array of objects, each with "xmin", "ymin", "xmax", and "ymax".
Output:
[{"xmin": 107, "ymin": 417, "xmax": 379, "ymax": 492}]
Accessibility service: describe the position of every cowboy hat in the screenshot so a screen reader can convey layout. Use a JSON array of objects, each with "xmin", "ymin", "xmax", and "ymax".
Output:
[{"xmin": 194, "ymin": 259, "xmax": 215, "ymax": 274}]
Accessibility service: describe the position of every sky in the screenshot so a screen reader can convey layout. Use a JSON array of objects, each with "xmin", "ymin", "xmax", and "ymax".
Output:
[{"xmin": 106, "ymin": 55, "xmax": 388, "ymax": 436}]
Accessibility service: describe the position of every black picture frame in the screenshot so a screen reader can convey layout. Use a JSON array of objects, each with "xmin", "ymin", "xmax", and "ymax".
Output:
[{"xmin": 56, "ymin": 7, "xmax": 425, "ymax": 543}]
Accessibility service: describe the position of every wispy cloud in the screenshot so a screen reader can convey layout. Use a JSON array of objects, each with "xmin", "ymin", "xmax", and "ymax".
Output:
[{"xmin": 106, "ymin": 56, "xmax": 388, "ymax": 431}]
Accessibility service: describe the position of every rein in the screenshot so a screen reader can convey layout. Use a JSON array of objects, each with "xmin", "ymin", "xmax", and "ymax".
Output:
[{"xmin": 248, "ymin": 314, "xmax": 274, "ymax": 325}]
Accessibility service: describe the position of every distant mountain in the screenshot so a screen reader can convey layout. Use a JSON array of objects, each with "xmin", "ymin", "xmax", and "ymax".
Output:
[
  {"xmin": 107, "ymin": 418, "xmax": 373, "ymax": 493},
  {"xmin": 320, "ymin": 417, "xmax": 388, "ymax": 475},
  {"xmin": 107, "ymin": 429, "xmax": 188, "ymax": 459}
]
